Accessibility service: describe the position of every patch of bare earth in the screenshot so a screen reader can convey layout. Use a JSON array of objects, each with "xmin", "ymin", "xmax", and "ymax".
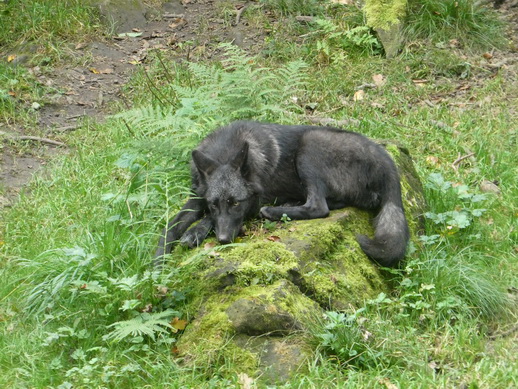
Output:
[{"xmin": 0, "ymin": 0, "xmax": 267, "ymax": 207}]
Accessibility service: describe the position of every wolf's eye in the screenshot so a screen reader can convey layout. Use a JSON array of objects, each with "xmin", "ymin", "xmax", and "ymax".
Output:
[{"xmin": 228, "ymin": 199, "xmax": 239, "ymax": 207}]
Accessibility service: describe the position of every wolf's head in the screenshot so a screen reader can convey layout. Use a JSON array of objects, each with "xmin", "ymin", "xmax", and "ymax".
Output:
[{"xmin": 192, "ymin": 142, "xmax": 260, "ymax": 244}]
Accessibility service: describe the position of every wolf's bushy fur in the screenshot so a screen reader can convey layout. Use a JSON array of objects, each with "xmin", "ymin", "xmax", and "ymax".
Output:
[{"xmin": 155, "ymin": 121, "xmax": 410, "ymax": 267}]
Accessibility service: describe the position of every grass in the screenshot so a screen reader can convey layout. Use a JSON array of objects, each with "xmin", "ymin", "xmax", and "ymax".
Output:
[
  {"xmin": 1, "ymin": 0, "xmax": 517, "ymax": 387},
  {"xmin": 405, "ymin": 0, "xmax": 508, "ymax": 49}
]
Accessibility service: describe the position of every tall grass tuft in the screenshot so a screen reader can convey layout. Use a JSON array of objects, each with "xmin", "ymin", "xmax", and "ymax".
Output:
[{"xmin": 405, "ymin": 0, "xmax": 507, "ymax": 50}]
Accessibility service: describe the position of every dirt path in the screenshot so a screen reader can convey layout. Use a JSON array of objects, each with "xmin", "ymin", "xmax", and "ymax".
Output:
[
  {"xmin": 1, "ymin": 0, "xmax": 517, "ymax": 208},
  {"xmin": 0, "ymin": 0, "xmax": 266, "ymax": 206}
]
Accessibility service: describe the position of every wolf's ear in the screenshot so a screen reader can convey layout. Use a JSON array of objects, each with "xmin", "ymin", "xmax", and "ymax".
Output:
[
  {"xmin": 192, "ymin": 150, "xmax": 218, "ymax": 176},
  {"xmin": 230, "ymin": 142, "xmax": 249, "ymax": 172}
]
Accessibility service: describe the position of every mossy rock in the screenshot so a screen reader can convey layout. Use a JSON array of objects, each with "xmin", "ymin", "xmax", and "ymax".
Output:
[
  {"xmin": 94, "ymin": 0, "xmax": 149, "ymax": 33},
  {"xmin": 172, "ymin": 141, "xmax": 425, "ymax": 383}
]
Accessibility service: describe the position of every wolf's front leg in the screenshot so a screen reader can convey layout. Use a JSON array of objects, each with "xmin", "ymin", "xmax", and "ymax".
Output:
[
  {"xmin": 179, "ymin": 216, "xmax": 213, "ymax": 248},
  {"xmin": 154, "ymin": 198, "xmax": 206, "ymax": 259}
]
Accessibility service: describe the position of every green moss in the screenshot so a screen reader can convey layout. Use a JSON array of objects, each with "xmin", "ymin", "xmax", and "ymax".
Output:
[
  {"xmin": 223, "ymin": 242, "xmax": 299, "ymax": 286},
  {"xmin": 177, "ymin": 280, "xmax": 319, "ymax": 379},
  {"xmin": 384, "ymin": 143, "xmax": 427, "ymax": 245},
  {"xmin": 177, "ymin": 292, "xmax": 259, "ymax": 375},
  {"xmin": 364, "ymin": 0, "xmax": 407, "ymax": 30}
]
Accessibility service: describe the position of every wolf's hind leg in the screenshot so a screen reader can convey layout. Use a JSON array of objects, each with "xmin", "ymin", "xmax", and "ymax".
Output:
[
  {"xmin": 154, "ymin": 198, "xmax": 206, "ymax": 259},
  {"xmin": 179, "ymin": 216, "xmax": 213, "ymax": 248}
]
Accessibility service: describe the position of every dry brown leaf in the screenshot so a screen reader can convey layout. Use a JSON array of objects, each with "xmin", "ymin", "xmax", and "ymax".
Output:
[
  {"xmin": 353, "ymin": 90, "xmax": 365, "ymax": 101},
  {"xmin": 426, "ymin": 156, "xmax": 440, "ymax": 167},
  {"xmin": 75, "ymin": 42, "xmax": 88, "ymax": 50},
  {"xmin": 267, "ymin": 235, "xmax": 281, "ymax": 242},
  {"xmin": 237, "ymin": 373, "xmax": 255, "ymax": 389},
  {"xmin": 379, "ymin": 377, "xmax": 398, "ymax": 389},
  {"xmin": 169, "ymin": 18, "xmax": 186, "ymax": 29},
  {"xmin": 171, "ymin": 317, "xmax": 188, "ymax": 331},
  {"xmin": 372, "ymin": 73, "xmax": 386, "ymax": 87}
]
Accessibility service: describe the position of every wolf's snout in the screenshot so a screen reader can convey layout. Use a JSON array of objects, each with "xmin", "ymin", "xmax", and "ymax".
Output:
[{"xmin": 217, "ymin": 234, "xmax": 232, "ymax": 245}]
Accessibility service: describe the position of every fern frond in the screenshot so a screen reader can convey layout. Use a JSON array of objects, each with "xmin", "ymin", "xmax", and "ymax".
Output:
[{"xmin": 105, "ymin": 309, "xmax": 179, "ymax": 342}]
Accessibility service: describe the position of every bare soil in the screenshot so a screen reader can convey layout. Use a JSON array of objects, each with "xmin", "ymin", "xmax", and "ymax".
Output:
[
  {"xmin": 0, "ymin": 0, "xmax": 267, "ymax": 206},
  {"xmin": 0, "ymin": 0, "xmax": 517, "ymax": 207}
]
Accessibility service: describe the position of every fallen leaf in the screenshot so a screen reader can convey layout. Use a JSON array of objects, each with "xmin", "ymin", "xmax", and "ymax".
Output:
[
  {"xmin": 118, "ymin": 32, "xmax": 143, "ymax": 38},
  {"xmin": 89, "ymin": 67, "xmax": 101, "ymax": 74},
  {"xmin": 428, "ymin": 360, "xmax": 440, "ymax": 371},
  {"xmin": 267, "ymin": 235, "xmax": 281, "ymax": 242},
  {"xmin": 7, "ymin": 54, "xmax": 16, "ymax": 62},
  {"xmin": 237, "ymin": 373, "xmax": 254, "ymax": 389},
  {"xmin": 157, "ymin": 286, "xmax": 169, "ymax": 296},
  {"xmin": 426, "ymin": 156, "xmax": 440, "ymax": 166},
  {"xmin": 379, "ymin": 377, "xmax": 398, "ymax": 389},
  {"xmin": 482, "ymin": 52, "xmax": 493, "ymax": 60},
  {"xmin": 362, "ymin": 329, "xmax": 373, "ymax": 341},
  {"xmin": 169, "ymin": 18, "xmax": 186, "ymax": 29},
  {"xmin": 372, "ymin": 73, "xmax": 386, "ymax": 87},
  {"xmin": 171, "ymin": 317, "xmax": 188, "ymax": 331},
  {"xmin": 8, "ymin": 91, "xmax": 15, "ymax": 97},
  {"xmin": 353, "ymin": 89, "xmax": 365, "ymax": 101}
]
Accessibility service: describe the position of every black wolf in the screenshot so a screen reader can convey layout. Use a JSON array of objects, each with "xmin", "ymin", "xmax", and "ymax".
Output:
[{"xmin": 155, "ymin": 121, "xmax": 409, "ymax": 267}]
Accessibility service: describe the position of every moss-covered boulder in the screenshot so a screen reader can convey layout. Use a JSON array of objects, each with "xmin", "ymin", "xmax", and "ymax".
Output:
[
  {"xmin": 94, "ymin": 0, "xmax": 149, "ymax": 33},
  {"xmin": 171, "ymin": 142, "xmax": 425, "ymax": 384}
]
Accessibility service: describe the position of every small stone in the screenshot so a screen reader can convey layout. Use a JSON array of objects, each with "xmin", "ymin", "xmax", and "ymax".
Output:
[{"xmin": 480, "ymin": 180, "xmax": 500, "ymax": 194}]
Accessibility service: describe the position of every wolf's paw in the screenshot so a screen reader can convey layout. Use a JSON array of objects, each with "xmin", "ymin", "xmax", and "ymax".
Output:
[
  {"xmin": 179, "ymin": 231, "xmax": 203, "ymax": 248},
  {"xmin": 259, "ymin": 206, "xmax": 274, "ymax": 220}
]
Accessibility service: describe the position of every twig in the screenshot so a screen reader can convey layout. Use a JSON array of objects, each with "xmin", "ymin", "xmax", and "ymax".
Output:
[
  {"xmin": 48, "ymin": 125, "xmax": 79, "ymax": 133},
  {"xmin": 142, "ymin": 66, "xmax": 167, "ymax": 107},
  {"xmin": 452, "ymin": 152, "xmax": 475, "ymax": 171},
  {"xmin": 156, "ymin": 50, "xmax": 175, "ymax": 84},
  {"xmin": 2, "ymin": 133, "xmax": 65, "ymax": 147},
  {"xmin": 122, "ymin": 118, "xmax": 135, "ymax": 137}
]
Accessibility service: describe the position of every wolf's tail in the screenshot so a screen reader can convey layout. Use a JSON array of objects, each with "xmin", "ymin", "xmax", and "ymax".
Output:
[{"xmin": 356, "ymin": 193, "xmax": 410, "ymax": 267}]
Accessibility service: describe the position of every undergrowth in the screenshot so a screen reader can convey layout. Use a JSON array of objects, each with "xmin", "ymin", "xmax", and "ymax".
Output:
[{"xmin": 0, "ymin": 0, "xmax": 516, "ymax": 387}]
